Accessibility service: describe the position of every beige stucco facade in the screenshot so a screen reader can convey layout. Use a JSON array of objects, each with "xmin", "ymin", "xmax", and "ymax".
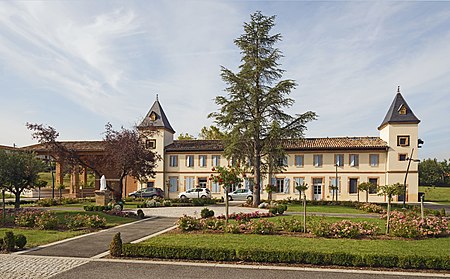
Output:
[{"xmin": 138, "ymin": 92, "xmax": 421, "ymax": 203}]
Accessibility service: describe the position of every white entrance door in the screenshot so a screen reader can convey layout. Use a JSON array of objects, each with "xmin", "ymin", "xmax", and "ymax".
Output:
[{"xmin": 313, "ymin": 178, "xmax": 323, "ymax": 200}]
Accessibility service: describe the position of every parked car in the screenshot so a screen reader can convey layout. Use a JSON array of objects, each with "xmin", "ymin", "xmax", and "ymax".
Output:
[
  {"xmin": 178, "ymin": 188, "xmax": 212, "ymax": 199},
  {"xmin": 227, "ymin": 188, "xmax": 253, "ymax": 201},
  {"xmin": 128, "ymin": 187, "xmax": 164, "ymax": 198}
]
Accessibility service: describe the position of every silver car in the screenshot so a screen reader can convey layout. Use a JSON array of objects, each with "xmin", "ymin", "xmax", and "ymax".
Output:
[{"xmin": 228, "ymin": 189, "xmax": 253, "ymax": 201}]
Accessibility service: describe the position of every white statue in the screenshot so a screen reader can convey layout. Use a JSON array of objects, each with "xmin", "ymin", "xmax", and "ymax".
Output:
[{"xmin": 100, "ymin": 175, "xmax": 107, "ymax": 191}]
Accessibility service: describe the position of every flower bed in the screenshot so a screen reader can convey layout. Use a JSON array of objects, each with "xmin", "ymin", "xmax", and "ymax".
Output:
[
  {"xmin": 13, "ymin": 209, "xmax": 106, "ymax": 230},
  {"xmin": 385, "ymin": 210, "xmax": 449, "ymax": 238}
]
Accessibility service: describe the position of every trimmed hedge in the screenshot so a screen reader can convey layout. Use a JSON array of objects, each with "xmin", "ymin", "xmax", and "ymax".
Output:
[{"xmin": 122, "ymin": 243, "xmax": 450, "ymax": 270}]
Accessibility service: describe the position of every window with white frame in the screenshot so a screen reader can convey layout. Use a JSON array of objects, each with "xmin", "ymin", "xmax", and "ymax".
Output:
[
  {"xmin": 349, "ymin": 154, "xmax": 359, "ymax": 167},
  {"xmin": 212, "ymin": 155, "xmax": 221, "ymax": 167},
  {"xmin": 169, "ymin": 155, "xmax": 178, "ymax": 167},
  {"xmin": 295, "ymin": 155, "xmax": 304, "ymax": 167},
  {"xmin": 370, "ymin": 154, "xmax": 379, "ymax": 167},
  {"xmin": 335, "ymin": 154, "xmax": 344, "ymax": 167},
  {"xmin": 211, "ymin": 181, "xmax": 220, "ymax": 193},
  {"xmin": 313, "ymin": 154, "xmax": 323, "ymax": 167},
  {"xmin": 169, "ymin": 177, "xmax": 178, "ymax": 192},
  {"xmin": 199, "ymin": 155, "xmax": 207, "ymax": 167},
  {"xmin": 186, "ymin": 155, "xmax": 194, "ymax": 167}
]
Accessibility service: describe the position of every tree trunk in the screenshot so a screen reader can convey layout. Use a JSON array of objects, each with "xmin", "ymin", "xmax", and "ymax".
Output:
[
  {"xmin": 225, "ymin": 186, "xmax": 229, "ymax": 223},
  {"xmin": 386, "ymin": 198, "xmax": 391, "ymax": 235},
  {"xmin": 357, "ymin": 189, "xmax": 360, "ymax": 203},
  {"xmin": 2, "ymin": 189, "xmax": 6, "ymax": 225},
  {"xmin": 366, "ymin": 191, "xmax": 369, "ymax": 203},
  {"xmin": 14, "ymin": 190, "xmax": 21, "ymax": 209},
  {"xmin": 116, "ymin": 175, "xmax": 125, "ymax": 202},
  {"xmin": 303, "ymin": 192, "xmax": 307, "ymax": 233},
  {"xmin": 253, "ymin": 147, "xmax": 261, "ymax": 207}
]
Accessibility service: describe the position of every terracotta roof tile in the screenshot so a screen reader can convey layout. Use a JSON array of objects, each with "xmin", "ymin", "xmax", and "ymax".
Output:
[
  {"xmin": 22, "ymin": 141, "xmax": 106, "ymax": 152},
  {"xmin": 165, "ymin": 137, "xmax": 388, "ymax": 152}
]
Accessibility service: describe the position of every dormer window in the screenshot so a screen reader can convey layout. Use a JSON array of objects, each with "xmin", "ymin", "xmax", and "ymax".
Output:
[
  {"xmin": 149, "ymin": 112, "xmax": 157, "ymax": 121},
  {"xmin": 398, "ymin": 104, "xmax": 407, "ymax": 115}
]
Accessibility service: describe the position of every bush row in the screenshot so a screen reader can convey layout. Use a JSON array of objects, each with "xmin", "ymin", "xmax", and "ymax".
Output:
[{"xmin": 121, "ymin": 243, "xmax": 450, "ymax": 270}]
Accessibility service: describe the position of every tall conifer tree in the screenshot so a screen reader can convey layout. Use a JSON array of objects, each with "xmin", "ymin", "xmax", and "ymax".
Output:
[{"xmin": 210, "ymin": 12, "xmax": 316, "ymax": 206}]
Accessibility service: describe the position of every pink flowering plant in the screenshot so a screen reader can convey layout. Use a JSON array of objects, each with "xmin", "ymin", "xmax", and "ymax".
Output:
[
  {"xmin": 216, "ymin": 211, "xmax": 274, "ymax": 221},
  {"xmin": 384, "ymin": 210, "xmax": 449, "ymax": 238}
]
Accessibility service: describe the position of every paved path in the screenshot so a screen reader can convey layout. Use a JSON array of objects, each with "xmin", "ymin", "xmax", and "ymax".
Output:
[
  {"xmin": 22, "ymin": 216, "xmax": 177, "ymax": 258},
  {"xmin": 0, "ymin": 254, "xmax": 89, "ymax": 279}
]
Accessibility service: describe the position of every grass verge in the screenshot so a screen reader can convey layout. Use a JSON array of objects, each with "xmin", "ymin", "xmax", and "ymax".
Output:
[
  {"xmin": 419, "ymin": 186, "xmax": 450, "ymax": 203},
  {"xmin": 287, "ymin": 204, "xmax": 367, "ymax": 214}
]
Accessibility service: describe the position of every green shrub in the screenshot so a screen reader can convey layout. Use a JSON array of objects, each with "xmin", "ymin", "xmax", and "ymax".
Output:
[
  {"xmin": 268, "ymin": 207, "xmax": 278, "ymax": 215},
  {"xmin": 247, "ymin": 219, "xmax": 276, "ymax": 235},
  {"xmin": 200, "ymin": 218, "xmax": 225, "ymax": 231},
  {"xmin": 83, "ymin": 205, "xmax": 94, "ymax": 211},
  {"xmin": 66, "ymin": 214, "xmax": 87, "ymax": 230},
  {"xmin": 277, "ymin": 204, "xmax": 287, "ymax": 214},
  {"xmin": 60, "ymin": 198, "xmax": 79, "ymax": 205},
  {"xmin": 122, "ymin": 244, "xmax": 236, "ymax": 261},
  {"xmin": 200, "ymin": 208, "xmax": 214, "ymax": 219},
  {"xmin": 3, "ymin": 231, "xmax": 15, "ymax": 252},
  {"xmin": 14, "ymin": 210, "xmax": 38, "ymax": 227},
  {"xmin": 35, "ymin": 211, "xmax": 58, "ymax": 230},
  {"xmin": 110, "ymin": 232, "xmax": 122, "ymax": 257},
  {"xmin": 176, "ymin": 215, "xmax": 200, "ymax": 231},
  {"xmin": 36, "ymin": 198, "xmax": 58, "ymax": 207},
  {"xmin": 85, "ymin": 215, "xmax": 106, "ymax": 229},
  {"xmin": 163, "ymin": 200, "xmax": 172, "ymax": 207},
  {"xmin": 14, "ymin": 234, "xmax": 27, "ymax": 249},
  {"xmin": 137, "ymin": 209, "xmax": 145, "ymax": 219},
  {"xmin": 224, "ymin": 223, "xmax": 241, "ymax": 234},
  {"xmin": 121, "ymin": 243, "xmax": 450, "ymax": 270},
  {"xmin": 278, "ymin": 217, "xmax": 304, "ymax": 232}
]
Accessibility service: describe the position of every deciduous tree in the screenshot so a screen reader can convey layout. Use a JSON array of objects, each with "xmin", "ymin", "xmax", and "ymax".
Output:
[{"xmin": 0, "ymin": 150, "xmax": 45, "ymax": 208}]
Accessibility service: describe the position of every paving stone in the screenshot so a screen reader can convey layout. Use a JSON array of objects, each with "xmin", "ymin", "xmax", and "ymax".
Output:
[{"xmin": 0, "ymin": 254, "xmax": 89, "ymax": 279}]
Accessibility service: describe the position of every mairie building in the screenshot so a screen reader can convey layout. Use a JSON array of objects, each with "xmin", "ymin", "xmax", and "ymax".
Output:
[
  {"xmin": 24, "ymin": 89, "xmax": 421, "ymax": 203},
  {"xmin": 138, "ymin": 89, "xmax": 420, "ymax": 203}
]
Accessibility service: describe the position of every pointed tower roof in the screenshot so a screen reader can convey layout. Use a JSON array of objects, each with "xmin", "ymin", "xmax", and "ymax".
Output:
[
  {"xmin": 138, "ymin": 96, "xmax": 175, "ymax": 133},
  {"xmin": 378, "ymin": 87, "xmax": 420, "ymax": 130}
]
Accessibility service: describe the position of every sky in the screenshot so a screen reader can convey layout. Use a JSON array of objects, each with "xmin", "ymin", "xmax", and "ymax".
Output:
[{"xmin": 0, "ymin": 1, "xmax": 449, "ymax": 160}]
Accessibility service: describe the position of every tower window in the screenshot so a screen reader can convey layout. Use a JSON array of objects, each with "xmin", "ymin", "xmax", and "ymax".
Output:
[
  {"xmin": 398, "ymin": 105, "xmax": 407, "ymax": 115},
  {"xmin": 397, "ymin": 135, "xmax": 410, "ymax": 147},
  {"xmin": 399, "ymin": 154, "xmax": 407, "ymax": 161},
  {"xmin": 145, "ymin": 139, "xmax": 156, "ymax": 149}
]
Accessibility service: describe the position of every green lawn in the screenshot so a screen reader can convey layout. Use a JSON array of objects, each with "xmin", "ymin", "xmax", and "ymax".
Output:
[
  {"xmin": 271, "ymin": 215, "xmax": 385, "ymax": 227},
  {"xmin": 0, "ymin": 210, "xmax": 136, "ymax": 248},
  {"xmin": 142, "ymin": 233, "xmax": 450, "ymax": 257},
  {"xmin": 287, "ymin": 204, "xmax": 367, "ymax": 214},
  {"xmin": 420, "ymin": 186, "xmax": 450, "ymax": 203},
  {"xmin": 0, "ymin": 228, "xmax": 84, "ymax": 248}
]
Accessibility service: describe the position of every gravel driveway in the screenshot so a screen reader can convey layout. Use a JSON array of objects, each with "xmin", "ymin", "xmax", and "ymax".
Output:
[{"xmin": 136, "ymin": 202, "xmax": 268, "ymax": 218}]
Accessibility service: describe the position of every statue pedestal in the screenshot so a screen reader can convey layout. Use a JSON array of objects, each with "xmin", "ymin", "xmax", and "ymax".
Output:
[{"xmin": 95, "ymin": 190, "xmax": 111, "ymax": 206}]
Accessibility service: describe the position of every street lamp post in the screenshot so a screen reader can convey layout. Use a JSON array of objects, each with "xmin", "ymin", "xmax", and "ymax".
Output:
[
  {"xmin": 403, "ymin": 148, "xmax": 420, "ymax": 209},
  {"xmin": 331, "ymin": 163, "xmax": 339, "ymax": 201}
]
